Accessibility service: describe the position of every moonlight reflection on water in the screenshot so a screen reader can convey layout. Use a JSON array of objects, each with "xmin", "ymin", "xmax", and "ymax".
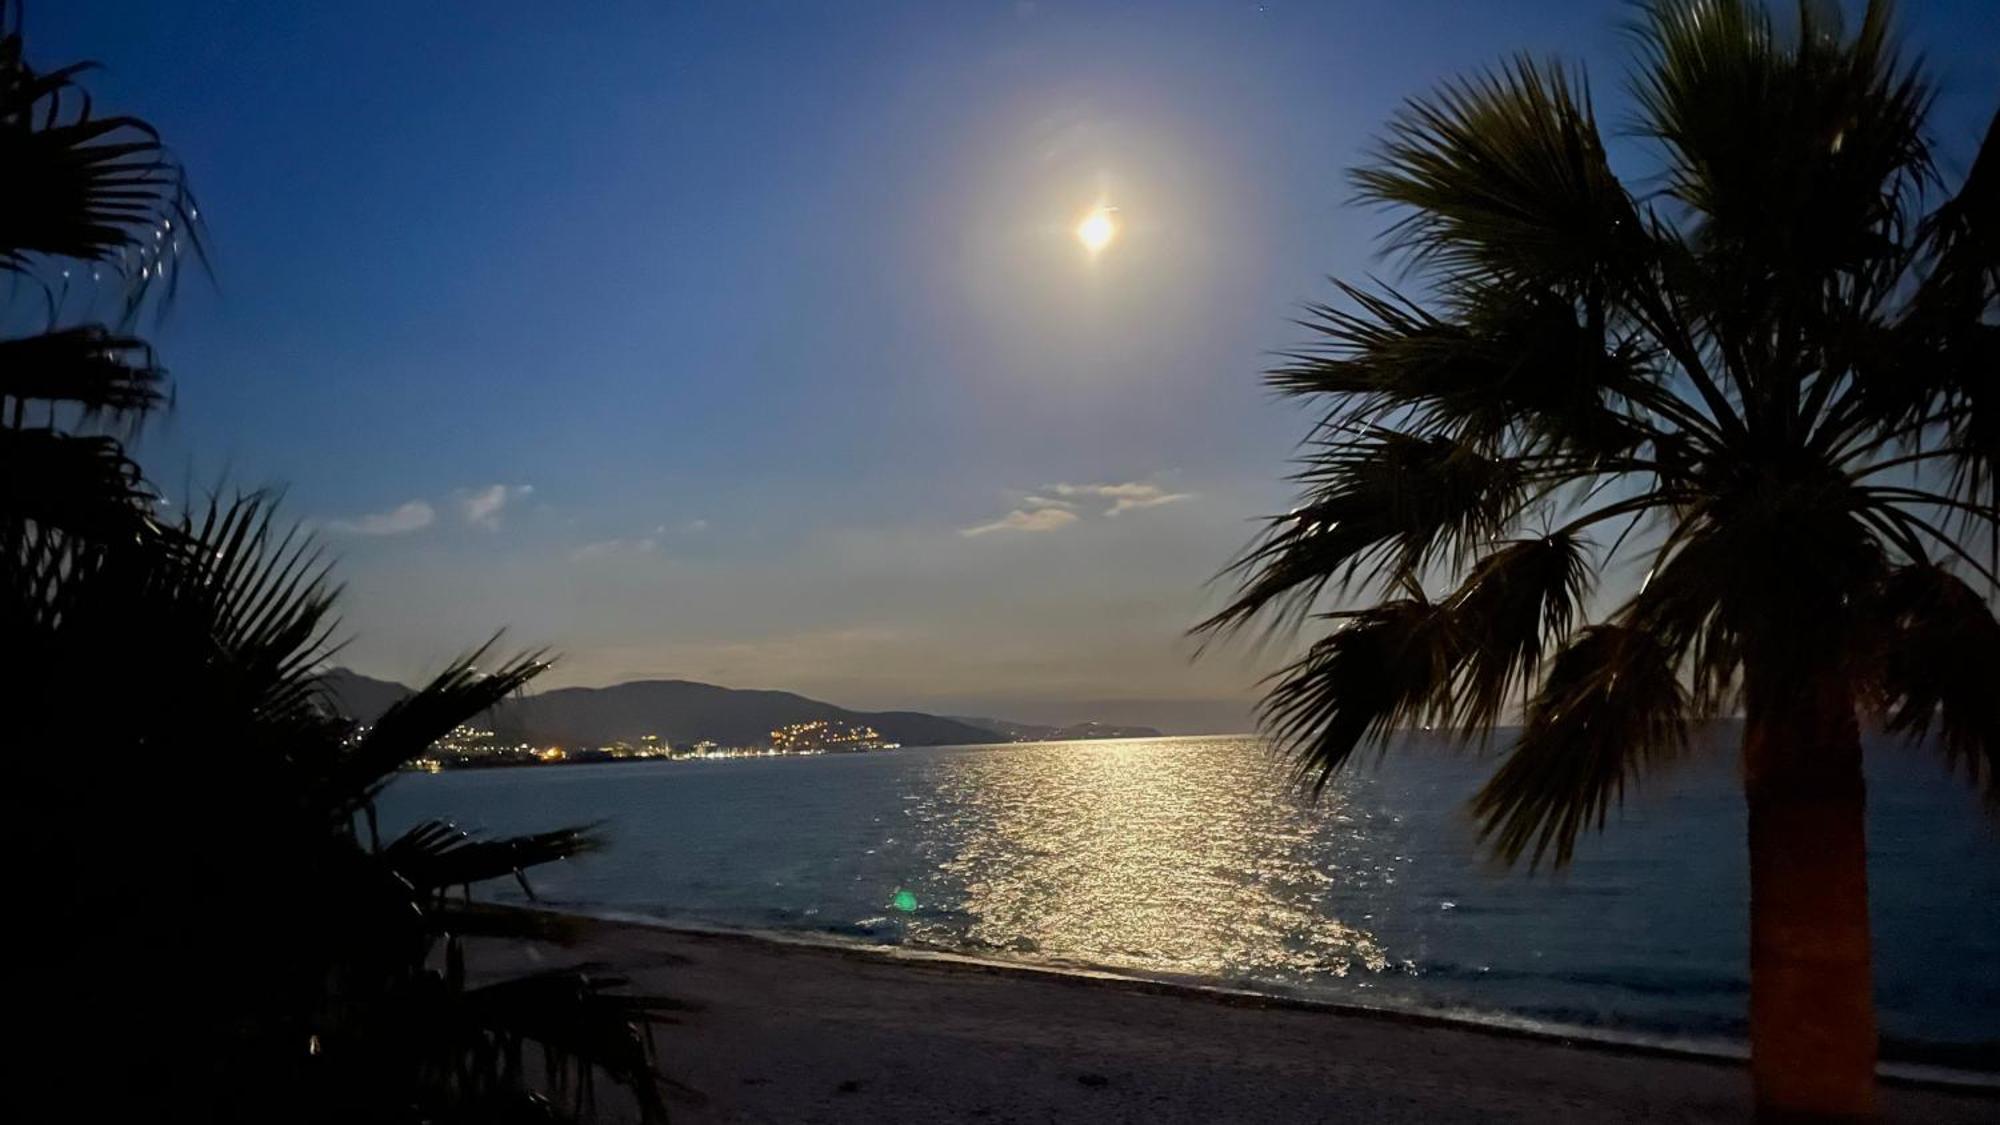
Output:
[{"xmin": 903, "ymin": 739, "xmax": 1397, "ymax": 979}]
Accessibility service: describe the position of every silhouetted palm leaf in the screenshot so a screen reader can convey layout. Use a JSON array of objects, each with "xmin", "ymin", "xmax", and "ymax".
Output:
[
  {"xmin": 1873, "ymin": 564, "xmax": 2000, "ymax": 797},
  {"xmin": 1261, "ymin": 593, "xmax": 1460, "ymax": 794},
  {"xmin": 1353, "ymin": 54, "xmax": 1641, "ymax": 293},
  {"xmin": 331, "ymin": 645, "xmax": 550, "ymax": 813},
  {"xmin": 0, "ymin": 425, "xmax": 147, "ymax": 531},
  {"xmin": 385, "ymin": 819, "xmax": 604, "ymax": 901},
  {"xmin": 1448, "ymin": 531, "xmax": 1593, "ymax": 730},
  {"xmin": 1200, "ymin": 430, "xmax": 1523, "ymax": 637},
  {"xmin": 1471, "ymin": 625, "xmax": 1688, "ymax": 867},
  {"xmin": 0, "ymin": 325, "xmax": 165, "ymax": 419},
  {"xmin": 0, "ymin": 11, "xmax": 204, "ymax": 308},
  {"xmin": 459, "ymin": 966, "xmax": 682, "ymax": 1123}
]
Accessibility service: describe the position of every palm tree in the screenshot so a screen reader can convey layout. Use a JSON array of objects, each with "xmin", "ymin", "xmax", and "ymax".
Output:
[
  {"xmin": 5, "ymin": 494, "xmax": 682, "ymax": 1122},
  {"xmin": 0, "ymin": 0, "xmax": 194, "ymax": 533},
  {"xmin": 0, "ymin": 12, "xmax": 681, "ymax": 1120},
  {"xmin": 1198, "ymin": 1, "xmax": 1998, "ymax": 1117}
]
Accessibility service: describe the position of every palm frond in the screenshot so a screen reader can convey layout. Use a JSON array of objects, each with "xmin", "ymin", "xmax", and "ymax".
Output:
[
  {"xmin": 0, "ymin": 19, "xmax": 205, "ymax": 309},
  {"xmin": 384, "ymin": 819, "xmax": 604, "ymax": 901},
  {"xmin": 1273, "ymin": 281, "xmax": 1663, "ymax": 456},
  {"xmin": 0, "ymin": 326, "xmax": 166, "ymax": 421},
  {"xmin": 460, "ymin": 966, "xmax": 683, "ymax": 1123},
  {"xmin": 1353, "ymin": 53, "xmax": 1641, "ymax": 295},
  {"xmin": 1472, "ymin": 625, "xmax": 1689, "ymax": 867},
  {"xmin": 1448, "ymin": 531, "xmax": 1594, "ymax": 731},
  {"xmin": 1261, "ymin": 595, "xmax": 1461, "ymax": 795},
  {"xmin": 0, "ymin": 425, "xmax": 148, "ymax": 531},
  {"xmin": 1871, "ymin": 564, "xmax": 2000, "ymax": 799},
  {"xmin": 1196, "ymin": 430, "xmax": 1524, "ymax": 637},
  {"xmin": 159, "ymin": 493, "xmax": 344, "ymax": 736},
  {"xmin": 1632, "ymin": 0, "xmax": 1932, "ymax": 273},
  {"xmin": 330, "ymin": 645, "xmax": 550, "ymax": 812}
]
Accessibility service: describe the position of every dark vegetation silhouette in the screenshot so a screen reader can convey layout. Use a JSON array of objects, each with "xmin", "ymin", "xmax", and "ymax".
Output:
[
  {"xmin": 0, "ymin": 8, "xmax": 679, "ymax": 1121},
  {"xmin": 1198, "ymin": 1, "xmax": 1999, "ymax": 1118}
]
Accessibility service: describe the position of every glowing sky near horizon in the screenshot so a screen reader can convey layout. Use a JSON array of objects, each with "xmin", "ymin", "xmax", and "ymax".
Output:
[{"xmin": 27, "ymin": 1, "xmax": 2000, "ymax": 728}]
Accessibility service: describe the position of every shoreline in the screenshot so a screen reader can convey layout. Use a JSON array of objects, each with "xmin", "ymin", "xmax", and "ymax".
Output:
[
  {"xmin": 553, "ymin": 908, "xmax": 1999, "ymax": 1091},
  {"xmin": 474, "ymin": 908, "xmax": 1998, "ymax": 1122}
]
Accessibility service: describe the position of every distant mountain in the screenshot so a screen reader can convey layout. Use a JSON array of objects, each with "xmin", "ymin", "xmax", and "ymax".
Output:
[
  {"xmin": 492, "ymin": 680, "xmax": 999, "ymax": 748},
  {"xmin": 949, "ymin": 716, "xmax": 1162, "ymax": 741},
  {"xmin": 317, "ymin": 669, "xmax": 1006, "ymax": 748},
  {"xmin": 319, "ymin": 668, "xmax": 413, "ymax": 723}
]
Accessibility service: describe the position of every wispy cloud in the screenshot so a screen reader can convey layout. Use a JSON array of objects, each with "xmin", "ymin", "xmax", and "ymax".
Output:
[
  {"xmin": 571, "ymin": 526, "xmax": 666, "ymax": 561},
  {"xmin": 960, "ymin": 506, "xmax": 1081, "ymax": 537},
  {"xmin": 961, "ymin": 479, "xmax": 1192, "ymax": 538},
  {"xmin": 1051, "ymin": 481, "xmax": 1195, "ymax": 517},
  {"xmin": 461, "ymin": 483, "xmax": 534, "ymax": 529},
  {"xmin": 328, "ymin": 499, "xmax": 435, "ymax": 536}
]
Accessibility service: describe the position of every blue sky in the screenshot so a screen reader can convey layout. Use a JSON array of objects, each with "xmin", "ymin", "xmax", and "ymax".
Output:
[{"xmin": 30, "ymin": 2, "xmax": 2000, "ymax": 727}]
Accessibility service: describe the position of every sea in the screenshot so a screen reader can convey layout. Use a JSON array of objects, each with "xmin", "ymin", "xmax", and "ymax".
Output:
[{"xmin": 376, "ymin": 730, "xmax": 2000, "ymax": 1075}]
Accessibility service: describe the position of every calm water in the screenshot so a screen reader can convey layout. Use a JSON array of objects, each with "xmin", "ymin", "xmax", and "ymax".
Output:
[{"xmin": 377, "ymin": 732, "xmax": 2000, "ymax": 1067}]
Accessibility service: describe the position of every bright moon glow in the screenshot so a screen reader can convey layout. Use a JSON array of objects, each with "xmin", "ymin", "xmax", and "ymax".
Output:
[{"xmin": 1076, "ymin": 209, "xmax": 1116, "ymax": 254}]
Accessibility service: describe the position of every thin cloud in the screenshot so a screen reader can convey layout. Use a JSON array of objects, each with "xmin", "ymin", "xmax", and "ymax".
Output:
[
  {"xmin": 1049, "ymin": 481, "xmax": 1195, "ymax": 517},
  {"xmin": 962, "ymin": 479, "xmax": 1192, "ymax": 538},
  {"xmin": 571, "ymin": 526, "xmax": 665, "ymax": 561},
  {"xmin": 960, "ymin": 506, "xmax": 1081, "ymax": 537},
  {"xmin": 328, "ymin": 499, "xmax": 435, "ymax": 537},
  {"xmin": 1020, "ymin": 495, "xmax": 1077, "ymax": 511},
  {"xmin": 1108, "ymin": 490, "xmax": 1194, "ymax": 516},
  {"xmin": 461, "ymin": 483, "xmax": 534, "ymax": 529}
]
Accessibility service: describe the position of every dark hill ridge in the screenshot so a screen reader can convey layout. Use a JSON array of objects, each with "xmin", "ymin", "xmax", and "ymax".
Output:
[
  {"xmin": 493, "ymin": 679, "xmax": 998, "ymax": 747},
  {"xmin": 316, "ymin": 669, "xmax": 1158, "ymax": 747}
]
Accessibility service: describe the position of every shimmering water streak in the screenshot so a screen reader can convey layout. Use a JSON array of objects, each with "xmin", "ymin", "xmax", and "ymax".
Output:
[{"xmin": 376, "ymin": 734, "xmax": 2000, "ymax": 1063}]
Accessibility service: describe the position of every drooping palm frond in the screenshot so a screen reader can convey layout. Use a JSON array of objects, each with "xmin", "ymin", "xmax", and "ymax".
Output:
[
  {"xmin": 1261, "ymin": 594, "xmax": 1461, "ymax": 794},
  {"xmin": 0, "ymin": 326, "xmax": 166, "ymax": 420},
  {"xmin": 1448, "ymin": 531, "xmax": 1593, "ymax": 731},
  {"xmin": 0, "ymin": 425, "xmax": 147, "ymax": 531},
  {"xmin": 1199, "ymin": 430, "xmax": 1524, "ymax": 637},
  {"xmin": 384, "ymin": 819, "xmax": 604, "ymax": 902},
  {"xmin": 457, "ymin": 966, "xmax": 684, "ymax": 1124},
  {"xmin": 1471, "ymin": 625, "xmax": 1689, "ymax": 867},
  {"xmin": 0, "ymin": 10, "xmax": 205, "ymax": 310},
  {"xmin": 1850, "ymin": 107, "xmax": 2000, "ymax": 517},
  {"xmin": 1872, "ymin": 564, "xmax": 2000, "ymax": 798}
]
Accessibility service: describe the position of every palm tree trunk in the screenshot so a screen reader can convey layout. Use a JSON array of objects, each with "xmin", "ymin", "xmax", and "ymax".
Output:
[{"xmin": 1742, "ymin": 681, "xmax": 1876, "ymax": 1121}]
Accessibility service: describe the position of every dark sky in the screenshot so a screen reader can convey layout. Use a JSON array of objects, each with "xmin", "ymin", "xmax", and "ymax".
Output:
[{"xmin": 28, "ymin": 2, "xmax": 2000, "ymax": 727}]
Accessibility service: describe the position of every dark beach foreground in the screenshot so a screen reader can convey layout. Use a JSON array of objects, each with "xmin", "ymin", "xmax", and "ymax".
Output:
[{"xmin": 475, "ymin": 916, "xmax": 1996, "ymax": 1124}]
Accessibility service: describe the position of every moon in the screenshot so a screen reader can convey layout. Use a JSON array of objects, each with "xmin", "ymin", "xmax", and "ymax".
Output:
[{"xmin": 1076, "ymin": 207, "xmax": 1117, "ymax": 254}]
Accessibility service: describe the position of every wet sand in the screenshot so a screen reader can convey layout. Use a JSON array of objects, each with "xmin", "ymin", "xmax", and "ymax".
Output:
[{"xmin": 478, "ymin": 916, "xmax": 1996, "ymax": 1123}]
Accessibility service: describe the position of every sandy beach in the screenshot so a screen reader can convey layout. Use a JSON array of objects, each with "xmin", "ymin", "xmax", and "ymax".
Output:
[{"xmin": 476, "ymin": 917, "xmax": 1997, "ymax": 1123}]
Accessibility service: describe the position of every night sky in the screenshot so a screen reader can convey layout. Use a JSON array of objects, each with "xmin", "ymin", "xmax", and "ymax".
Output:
[{"xmin": 29, "ymin": 2, "xmax": 2000, "ymax": 728}]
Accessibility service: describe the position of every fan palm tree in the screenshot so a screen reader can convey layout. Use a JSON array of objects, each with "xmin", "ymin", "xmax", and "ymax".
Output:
[{"xmin": 1198, "ymin": 1, "xmax": 1998, "ymax": 1117}]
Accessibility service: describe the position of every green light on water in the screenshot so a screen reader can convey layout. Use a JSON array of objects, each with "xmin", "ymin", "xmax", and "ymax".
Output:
[{"xmin": 890, "ymin": 889, "xmax": 918, "ymax": 912}]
